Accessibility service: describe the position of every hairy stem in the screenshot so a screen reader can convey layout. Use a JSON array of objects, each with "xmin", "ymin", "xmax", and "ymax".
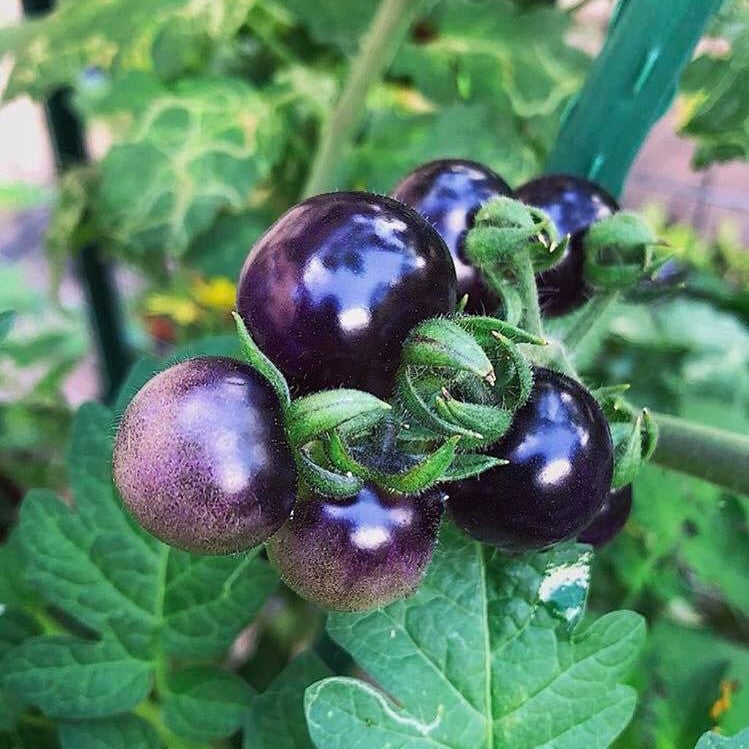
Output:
[
  {"xmin": 562, "ymin": 291, "xmax": 618, "ymax": 350},
  {"xmin": 651, "ymin": 412, "xmax": 749, "ymax": 496},
  {"xmin": 515, "ymin": 250, "xmax": 544, "ymax": 338},
  {"xmin": 302, "ymin": 0, "xmax": 422, "ymax": 198}
]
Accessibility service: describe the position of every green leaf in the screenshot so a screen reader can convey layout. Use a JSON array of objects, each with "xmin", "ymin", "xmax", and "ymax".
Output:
[
  {"xmin": 680, "ymin": 6, "xmax": 749, "ymax": 167},
  {"xmin": 96, "ymin": 76, "xmax": 283, "ymax": 259},
  {"xmin": 58, "ymin": 714, "xmax": 159, "ymax": 749},
  {"xmin": 185, "ymin": 210, "xmax": 269, "ymax": 279},
  {"xmin": 0, "ymin": 400, "xmax": 278, "ymax": 719},
  {"xmin": 393, "ymin": 0, "xmax": 588, "ymax": 117},
  {"xmin": 245, "ymin": 652, "xmax": 332, "ymax": 749},
  {"xmin": 1, "ymin": 635, "xmax": 152, "ymax": 719},
  {"xmin": 696, "ymin": 729, "xmax": 749, "ymax": 748},
  {"xmin": 0, "ymin": 0, "xmax": 256, "ymax": 100},
  {"xmin": 0, "ymin": 609, "xmax": 41, "ymax": 656},
  {"xmin": 305, "ymin": 523, "xmax": 645, "ymax": 748},
  {"xmin": 281, "ymin": 0, "xmax": 375, "ymax": 53},
  {"xmin": 163, "ymin": 665, "xmax": 253, "ymax": 741},
  {"xmin": 441, "ymin": 453, "xmax": 507, "ymax": 481},
  {"xmin": 286, "ymin": 390, "xmax": 391, "ymax": 447}
]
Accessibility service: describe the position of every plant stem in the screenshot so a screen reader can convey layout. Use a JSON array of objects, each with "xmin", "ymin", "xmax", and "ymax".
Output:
[
  {"xmin": 302, "ymin": 0, "xmax": 422, "ymax": 198},
  {"xmin": 546, "ymin": 0, "xmax": 723, "ymax": 196},
  {"xmin": 562, "ymin": 291, "xmax": 618, "ymax": 350},
  {"xmin": 650, "ymin": 412, "xmax": 749, "ymax": 496},
  {"xmin": 515, "ymin": 250, "xmax": 544, "ymax": 338}
]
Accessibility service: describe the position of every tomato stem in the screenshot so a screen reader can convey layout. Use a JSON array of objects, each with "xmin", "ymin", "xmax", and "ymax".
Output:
[
  {"xmin": 650, "ymin": 412, "xmax": 749, "ymax": 496},
  {"xmin": 302, "ymin": 0, "xmax": 424, "ymax": 198},
  {"xmin": 515, "ymin": 249, "xmax": 545, "ymax": 339}
]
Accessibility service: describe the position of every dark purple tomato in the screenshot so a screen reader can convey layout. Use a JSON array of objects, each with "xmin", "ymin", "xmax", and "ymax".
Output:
[
  {"xmin": 446, "ymin": 367, "xmax": 613, "ymax": 552},
  {"xmin": 392, "ymin": 159, "xmax": 514, "ymax": 314},
  {"xmin": 578, "ymin": 485, "xmax": 633, "ymax": 547},
  {"xmin": 113, "ymin": 357, "xmax": 296, "ymax": 555},
  {"xmin": 267, "ymin": 485, "xmax": 444, "ymax": 611},
  {"xmin": 516, "ymin": 175, "xmax": 619, "ymax": 317},
  {"xmin": 237, "ymin": 192, "xmax": 456, "ymax": 398}
]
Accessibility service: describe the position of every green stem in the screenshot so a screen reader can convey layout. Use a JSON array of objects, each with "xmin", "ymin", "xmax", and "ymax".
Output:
[
  {"xmin": 546, "ymin": 0, "xmax": 723, "ymax": 196},
  {"xmin": 515, "ymin": 250, "xmax": 544, "ymax": 338},
  {"xmin": 561, "ymin": 291, "xmax": 618, "ymax": 350},
  {"xmin": 302, "ymin": 0, "xmax": 422, "ymax": 198},
  {"xmin": 651, "ymin": 412, "xmax": 749, "ymax": 496}
]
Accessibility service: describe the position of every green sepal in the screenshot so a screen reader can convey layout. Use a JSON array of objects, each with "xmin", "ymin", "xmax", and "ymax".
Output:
[
  {"xmin": 456, "ymin": 315, "xmax": 546, "ymax": 346},
  {"xmin": 641, "ymin": 408, "xmax": 659, "ymax": 461},
  {"xmin": 435, "ymin": 396, "xmax": 512, "ymax": 447},
  {"xmin": 583, "ymin": 213, "xmax": 660, "ymax": 289},
  {"xmin": 295, "ymin": 446, "xmax": 364, "ymax": 498},
  {"xmin": 401, "ymin": 318, "xmax": 495, "ymax": 383},
  {"xmin": 441, "ymin": 453, "xmax": 507, "ymax": 481},
  {"xmin": 611, "ymin": 415, "xmax": 643, "ymax": 489},
  {"xmin": 396, "ymin": 369, "xmax": 483, "ymax": 439},
  {"xmin": 327, "ymin": 432, "xmax": 460, "ymax": 495},
  {"xmin": 285, "ymin": 389, "xmax": 391, "ymax": 447},
  {"xmin": 232, "ymin": 312, "xmax": 290, "ymax": 408}
]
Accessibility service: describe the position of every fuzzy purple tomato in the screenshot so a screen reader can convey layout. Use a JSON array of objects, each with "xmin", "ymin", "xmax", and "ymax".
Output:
[
  {"xmin": 267, "ymin": 485, "xmax": 444, "ymax": 611},
  {"xmin": 516, "ymin": 174, "xmax": 619, "ymax": 317},
  {"xmin": 578, "ymin": 484, "xmax": 633, "ymax": 547},
  {"xmin": 113, "ymin": 357, "xmax": 296, "ymax": 555},
  {"xmin": 392, "ymin": 159, "xmax": 514, "ymax": 314},
  {"xmin": 236, "ymin": 192, "xmax": 456, "ymax": 398},
  {"xmin": 446, "ymin": 367, "xmax": 613, "ymax": 552}
]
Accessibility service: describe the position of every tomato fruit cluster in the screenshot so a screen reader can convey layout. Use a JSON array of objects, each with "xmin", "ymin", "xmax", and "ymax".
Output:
[{"xmin": 114, "ymin": 166, "xmax": 627, "ymax": 612}]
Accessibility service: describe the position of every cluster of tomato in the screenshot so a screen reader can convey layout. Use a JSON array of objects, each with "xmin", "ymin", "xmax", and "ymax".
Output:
[{"xmin": 114, "ymin": 160, "xmax": 632, "ymax": 611}]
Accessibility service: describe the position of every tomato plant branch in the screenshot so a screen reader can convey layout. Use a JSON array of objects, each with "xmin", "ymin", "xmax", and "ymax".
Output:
[
  {"xmin": 302, "ymin": 0, "xmax": 422, "ymax": 198},
  {"xmin": 650, "ymin": 412, "xmax": 749, "ymax": 496},
  {"xmin": 562, "ymin": 291, "xmax": 618, "ymax": 350},
  {"xmin": 515, "ymin": 250, "xmax": 545, "ymax": 338}
]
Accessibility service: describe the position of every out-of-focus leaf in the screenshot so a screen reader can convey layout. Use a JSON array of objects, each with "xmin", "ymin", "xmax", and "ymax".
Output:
[
  {"xmin": 695, "ymin": 728, "xmax": 749, "ymax": 748},
  {"xmin": 58, "ymin": 715, "xmax": 160, "ymax": 749},
  {"xmin": 281, "ymin": 0, "xmax": 375, "ymax": 53},
  {"xmin": 96, "ymin": 76, "xmax": 284, "ymax": 259}
]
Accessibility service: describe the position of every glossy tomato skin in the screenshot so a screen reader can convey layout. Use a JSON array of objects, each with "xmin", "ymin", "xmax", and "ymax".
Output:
[
  {"xmin": 113, "ymin": 357, "xmax": 296, "ymax": 555},
  {"xmin": 578, "ymin": 485, "xmax": 633, "ymax": 547},
  {"xmin": 267, "ymin": 485, "xmax": 444, "ymax": 611},
  {"xmin": 447, "ymin": 367, "xmax": 613, "ymax": 552},
  {"xmin": 237, "ymin": 192, "xmax": 456, "ymax": 398},
  {"xmin": 516, "ymin": 175, "xmax": 619, "ymax": 317},
  {"xmin": 392, "ymin": 159, "xmax": 514, "ymax": 314}
]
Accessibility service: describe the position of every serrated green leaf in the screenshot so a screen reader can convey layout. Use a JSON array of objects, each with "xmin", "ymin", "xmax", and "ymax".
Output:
[
  {"xmin": 0, "ymin": 0, "xmax": 256, "ymax": 100},
  {"xmin": 1, "ymin": 399, "xmax": 278, "ymax": 719},
  {"xmin": 244, "ymin": 652, "xmax": 332, "ymax": 749},
  {"xmin": 58, "ymin": 714, "xmax": 160, "ymax": 749},
  {"xmin": 97, "ymin": 76, "xmax": 283, "ymax": 259},
  {"xmin": 163, "ymin": 665, "xmax": 253, "ymax": 741},
  {"xmin": 1, "ymin": 635, "xmax": 152, "ymax": 719},
  {"xmin": 305, "ymin": 523, "xmax": 645, "ymax": 748},
  {"xmin": 393, "ymin": 1, "xmax": 587, "ymax": 117},
  {"xmin": 696, "ymin": 729, "xmax": 749, "ymax": 748},
  {"xmin": 286, "ymin": 390, "xmax": 391, "ymax": 447}
]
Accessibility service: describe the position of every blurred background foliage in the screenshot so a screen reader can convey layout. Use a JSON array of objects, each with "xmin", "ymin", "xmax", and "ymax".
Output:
[{"xmin": 1, "ymin": 0, "xmax": 748, "ymax": 746}]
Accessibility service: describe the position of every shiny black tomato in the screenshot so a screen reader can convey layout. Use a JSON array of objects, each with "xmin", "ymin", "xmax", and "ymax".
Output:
[
  {"xmin": 237, "ymin": 192, "xmax": 456, "ymax": 398},
  {"xmin": 267, "ymin": 485, "xmax": 444, "ymax": 611},
  {"xmin": 516, "ymin": 175, "xmax": 619, "ymax": 317},
  {"xmin": 579, "ymin": 484, "xmax": 633, "ymax": 547},
  {"xmin": 392, "ymin": 159, "xmax": 513, "ymax": 314},
  {"xmin": 113, "ymin": 357, "xmax": 297, "ymax": 555},
  {"xmin": 446, "ymin": 367, "xmax": 613, "ymax": 552}
]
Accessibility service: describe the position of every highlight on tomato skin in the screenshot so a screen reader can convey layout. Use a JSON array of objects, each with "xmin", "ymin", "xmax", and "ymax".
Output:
[
  {"xmin": 446, "ymin": 367, "xmax": 614, "ymax": 553},
  {"xmin": 515, "ymin": 174, "xmax": 619, "ymax": 317},
  {"xmin": 266, "ymin": 484, "xmax": 445, "ymax": 612},
  {"xmin": 579, "ymin": 484, "xmax": 633, "ymax": 547},
  {"xmin": 392, "ymin": 158, "xmax": 514, "ymax": 315},
  {"xmin": 236, "ymin": 191, "xmax": 457, "ymax": 399},
  {"xmin": 113, "ymin": 356, "xmax": 297, "ymax": 555}
]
